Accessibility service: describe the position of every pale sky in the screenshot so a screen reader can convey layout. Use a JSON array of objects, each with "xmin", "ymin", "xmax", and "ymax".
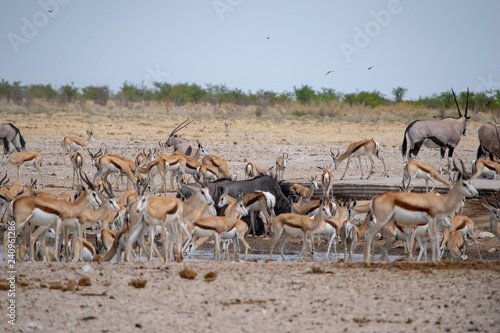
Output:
[{"xmin": 1, "ymin": 0, "xmax": 499, "ymax": 101}]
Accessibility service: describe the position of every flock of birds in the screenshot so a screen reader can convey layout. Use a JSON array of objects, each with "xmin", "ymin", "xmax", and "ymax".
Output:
[{"xmin": 1, "ymin": 116, "xmax": 499, "ymax": 265}]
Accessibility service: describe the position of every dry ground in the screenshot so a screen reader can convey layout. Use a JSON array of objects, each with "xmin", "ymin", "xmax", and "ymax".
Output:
[{"xmin": 1, "ymin": 109, "xmax": 500, "ymax": 332}]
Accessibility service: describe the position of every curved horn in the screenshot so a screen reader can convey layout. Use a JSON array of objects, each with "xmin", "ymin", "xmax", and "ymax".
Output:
[
  {"xmin": 451, "ymin": 88, "xmax": 462, "ymax": 118},
  {"xmin": 169, "ymin": 119, "xmax": 192, "ymax": 138},
  {"xmin": 80, "ymin": 171, "xmax": 96, "ymax": 191},
  {"xmin": 465, "ymin": 87, "xmax": 469, "ymax": 118},
  {"xmin": 102, "ymin": 179, "xmax": 115, "ymax": 198},
  {"xmin": 0, "ymin": 172, "xmax": 7, "ymax": 186}
]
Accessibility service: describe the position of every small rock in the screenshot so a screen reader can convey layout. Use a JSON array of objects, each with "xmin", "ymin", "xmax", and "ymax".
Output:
[
  {"xmin": 179, "ymin": 268, "xmax": 197, "ymax": 280},
  {"xmin": 63, "ymin": 280, "xmax": 77, "ymax": 291},
  {"xmin": 204, "ymin": 272, "xmax": 218, "ymax": 282},
  {"xmin": 488, "ymin": 248, "xmax": 497, "ymax": 253},
  {"xmin": 129, "ymin": 279, "xmax": 147, "ymax": 288},
  {"xmin": 78, "ymin": 277, "xmax": 92, "ymax": 286},
  {"xmin": 0, "ymin": 279, "xmax": 10, "ymax": 290}
]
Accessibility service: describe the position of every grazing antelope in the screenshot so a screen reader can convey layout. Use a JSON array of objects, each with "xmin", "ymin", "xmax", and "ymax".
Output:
[
  {"xmin": 477, "ymin": 122, "xmax": 500, "ymax": 160},
  {"xmin": 224, "ymin": 121, "xmax": 231, "ymax": 137},
  {"xmin": 290, "ymin": 176, "xmax": 318, "ymax": 205},
  {"xmin": 439, "ymin": 215, "xmax": 481, "ymax": 260},
  {"xmin": 402, "ymin": 88, "xmax": 469, "ymax": 174},
  {"xmin": 0, "ymin": 123, "xmax": 26, "ymax": 155},
  {"xmin": 483, "ymin": 200, "xmax": 500, "ymax": 241},
  {"xmin": 446, "ymin": 231, "xmax": 468, "ymax": 261},
  {"xmin": 60, "ymin": 129, "xmax": 95, "ymax": 164},
  {"xmin": 317, "ymin": 166, "xmax": 333, "ymax": 199},
  {"xmin": 245, "ymin": 162, "xmax": 274, "ymax": 179},
  {"xmin": 330, "ymin": 139, "xmax": 387, "ymax": 180},
  {"xmin": 136, "ymin": 155, "xmax": 186, "ymax": 192},
  {"xmin": 471, "ymin": 159, "xmax": 500, "ymax": 180},
  {"xmin": 186, "ymin": 218, "xmax": 251, "ymax": 257},
  {"xmin": 94, "ymin": 154, "xmax": 136, "ymax": 190},
  {"xmin": 202, "ymin": 155, "xmax": 231, "ymax": 178},
  {"xmin": 3, "ymin": 151, "xmax": 44, "ymax": 188},
  {"xmin": 184, "ymin": 198, "xmax": 248, "ymax": 261},
  {"xmin": 364, "ymin": 159, "xmax": 478, "ymax": 267},
  {"xmin": 11, "ymin": 173, "xmax": 100, "ymax": 262},
  {"xmin": 401, "ymin": 161, "xmax": 451, "ymax": 192},
  {"xmin": 69, "ymin": 152, "xmax": 84, "ymax": 189},
  {"xmin": 275, "ymin": 153, "xmax": 289, "ymax": 180},
  {"xmin": 270, "ymin": 198, "xmax": 332, "ymax": 261},
  {"xmin": 68, "ymin": 235, "xmax": 96, "ymax": 262}
]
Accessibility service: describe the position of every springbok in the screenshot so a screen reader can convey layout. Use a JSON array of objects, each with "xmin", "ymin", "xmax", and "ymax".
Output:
[
  {"xmin": 317, "ymin": 166, "xmax": 333, "ymax": 199},
  {"xmin": 0, "ymin": 123, "xmax": 26, "ymax": 155},
  {"xmin": 330, "ymin": 139, "xmax": 387, "ymax": 180},
  {"xmin": 402, "ymin": 88, "xmax": 470, "ymax": 174},
  {"xmin": 290, "ymin": 176, "xmax": 318, "ymax": 205},
  {"xmin": 245, "ymin": 162, "xmax": 274, "ymax": 179},
  {"xmin": 60, "ymin": 129, "xmax": 95, "ymax": 164},
  {"xmin": 275, "ymin": 153, "xmax": 289, "ymax": 180},
  {"xmin": 364, "ymin": 159, "xmax": 478, "ymax": 267},
  {"xmin": 70, "ymin": 152, "xmax": 84, "ymax": 189},
  {"xmin": 477, "ymin": 121, "xmax": 500, "ymax": 160},
  {"xmin": 471, "ymin": 159, "xmax": 500, "ymax": 180},
  {"xmin": 483, "ymin": 198, "xmax": 500, "ymax": 241},
  {"xmin": 224, "ymin": 121, "xmax": 231, "ymax": 137},
  {"xmin": 400, "ymin": 161, "xmax": 451, "ymax": 192},
  {"xmin": 439, "ymin": 214, "xmax": 481, "ymax": 260},
  {"xmin": 202, "ymin": 155, "xmax": 231, "ymax": 178},
  {"xmin": 3, "ymin": 151, "xmax": 45, "ymax": 188},
  {"xmin": 270, "ymin": 198, "xmax": 332, "ymax": 261},
  {"xmin": 11, "ymin": 172, "xmax": 100, "ymax": 262},
  {"xmin": 184, "ymin": 198, "xmax": 248, "ymax": 261},
  {"xmin": 446, "ymin": 231, "xmax": 468, "ymax": 261}
]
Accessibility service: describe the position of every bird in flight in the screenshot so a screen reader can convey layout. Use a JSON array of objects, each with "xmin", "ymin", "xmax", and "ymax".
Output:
[
  {"xmin": 325, "ymin": 70, "xmax": 334, "ymax": 76},
  {"xmin": 367, "ymin": 66, "xmax": 374, "ymax": 70}
]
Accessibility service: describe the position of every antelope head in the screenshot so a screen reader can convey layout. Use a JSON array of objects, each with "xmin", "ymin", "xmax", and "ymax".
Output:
[
  {"xmin": 330, "ymin": 149, "xmax": 341, "ymax": 169},
  {"xmin": 452, "ymin": 88, "xmax": 470, "ymax": 135}
]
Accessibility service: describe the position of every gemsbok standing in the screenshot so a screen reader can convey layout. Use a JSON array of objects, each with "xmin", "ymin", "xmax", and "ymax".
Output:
[
  {"xmin": 0, "ymin": 123, "xmax": 26, "ymax": 155},
  {"xmin": 330, "ymin": 139, "xmax": 387, "ymax": 180},
  {"xmin": 402, "ymin": 88, "xmax": 470, "ymax": 174},
  {"xmin": 477, "ymin": 121, "xmax": 500, "ymax": 160},
  {"xmin": 364, "ymin": 159, "xmax": 478, "ymax": 267}
]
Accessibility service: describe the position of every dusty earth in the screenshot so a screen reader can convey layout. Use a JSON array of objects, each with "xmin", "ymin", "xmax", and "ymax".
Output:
[{"xmin": 1, "ymin": 110, "xmax": 500, "ymax": 332}]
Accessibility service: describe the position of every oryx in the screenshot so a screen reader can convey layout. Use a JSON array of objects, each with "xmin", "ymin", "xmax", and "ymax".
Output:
[
  {"xmin": 477, "ymin": 121, "xmax": 500, "ymax": 160},
  {"xmin": 165, "ymin": 119, "xmax": 208, "ymax": 159},
  {"xmin": 401, "ymin": 88, "xmax": 469, "ymax": 174},
  {"xmin": 0, "ymin": 123, "xmax": 26, "ymax": 155}
]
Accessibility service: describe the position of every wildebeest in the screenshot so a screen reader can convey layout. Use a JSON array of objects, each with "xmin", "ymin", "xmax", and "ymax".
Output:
[
  {"xmin": 401, "ymin": 88, "xmax": 469, "ymax": 174},
  {"xmin": 178, "ymin": 175, "xmax": 292, "ymax": 235},
  {"xmin": 477, "ymin": 121, "xmax": 500, "ymax": 160},
  {"xmin": 0, "ymin": 123, "xmax": 26, "ymax": 154}
]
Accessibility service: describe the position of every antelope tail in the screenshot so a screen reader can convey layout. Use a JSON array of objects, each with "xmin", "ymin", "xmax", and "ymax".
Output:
[{"xmin": 401, "ymin": 125, "xmax": 409, "ymax": 159}]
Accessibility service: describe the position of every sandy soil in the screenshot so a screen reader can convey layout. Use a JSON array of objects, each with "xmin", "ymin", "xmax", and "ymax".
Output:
[{"xmin": 1, "ymin": 111, "xmax": 500, "ymax": 332}]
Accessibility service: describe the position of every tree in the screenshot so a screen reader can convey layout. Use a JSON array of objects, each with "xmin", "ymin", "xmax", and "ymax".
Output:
[
  {"xmin": 294, "ymin": 85, "xmax": 316, "ymax": 105},
  {"xmin": 59, "ymin": 82, "xmax": 79, "ymax": 103},
  {"xmin": 392, "ymin": 86, "xmax": 407, "ymax": 102}
]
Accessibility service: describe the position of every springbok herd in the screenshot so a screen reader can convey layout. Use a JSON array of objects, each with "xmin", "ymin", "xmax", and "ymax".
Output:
[{"xmin": 1, "ymin": 92, "xmax": 500, "ymax": 266}]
